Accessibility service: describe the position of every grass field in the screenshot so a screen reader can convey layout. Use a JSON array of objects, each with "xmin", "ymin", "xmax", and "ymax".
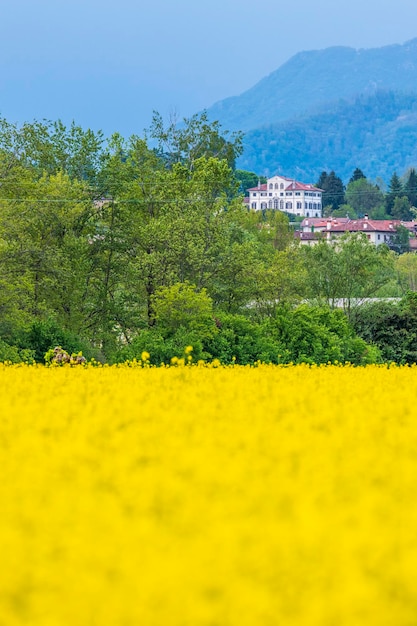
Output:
[{"xmin": 1, "ymin": 363, "xmax": 416, "ymax": 625}]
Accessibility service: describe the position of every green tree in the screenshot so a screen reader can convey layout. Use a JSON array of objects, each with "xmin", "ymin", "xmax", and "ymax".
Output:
[
  {"xmin": 91, "ymin": 131, "xmax": 252, "ymax": 349},
  {"xmin": 349, "ymin": 167, "xmax": 366, "ymax": 184},
  {"xmin": 149, "ymin": 110, "xmax": 243, "ymax": 171},
  {"xmin": 345, "ymin": 178, "xmax": 384, "ymax": 215},
  {"xmin": 331, "ymin": 204, "xmax": 358, "ymax": 218},
  {"xmin": 151, "ymin": 282, "xmax": 215, "ymax": 337},
  {"xmin": 316, "ymin": 171, "xmax": 345, "ymax": 212},
  {"xmin": 391, "ymin": 196, "xmax": 413, "ymax": 221},
  {"xmin": 0, "ymin": 171, "xmax": 93, "ymax": 328},
  {"xmin": 352, "ymin": 294, "xmax": 417, "ymax": 364},
  {"xmin": 0, "ymin": 117, "xmax": 104, "ymax": 183},
  {"xmin": 385, "ymin": 171, "xmax": 404, "ymax": 215},
  {"xmin": 301, "ymin": 233, "xmax": 394, "ymax": 315},
  {"xmin": 234, "ymin": 170, "xmax": 267, "ymax": 196},
  {"xmin": 389, "ymin": 224, "xmax": 410, "ymax": 254},
  {"xmin": 404, "ymin": 168, "xmax": 417, "ymax": 208},
  {"xmin": 395, "ymin": 252, "xmax": 417, "ymax": 292}
]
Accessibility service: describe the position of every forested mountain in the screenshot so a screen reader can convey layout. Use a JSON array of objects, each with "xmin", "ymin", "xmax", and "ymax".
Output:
[
  {"xmin": 207, "ymin": 39, "xmax": 417, "ymax": 132},
  {"xmin": 239, "ymin": 90, "xmax": 417, "ymax": 181},
  {"xmin": 206, "ymin": 39, "xmax": 417, "ymax": 181}
]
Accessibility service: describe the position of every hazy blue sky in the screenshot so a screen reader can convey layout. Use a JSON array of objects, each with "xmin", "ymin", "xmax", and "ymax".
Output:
[{"xmin": 2, "ymin": 0, "xmax": 417, "ymax": 136}]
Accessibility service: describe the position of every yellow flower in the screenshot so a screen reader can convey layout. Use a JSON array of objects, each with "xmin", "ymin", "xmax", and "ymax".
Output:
[
  {"xmin": 141, "ymin": 351, "xmax": 150, "ymax": 362},
  {"xmin": 1, "ymin": 363, "xmax": 417, "ymax": 625}
]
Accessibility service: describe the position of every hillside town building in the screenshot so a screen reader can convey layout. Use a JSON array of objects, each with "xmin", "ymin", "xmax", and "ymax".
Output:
[
  {"xmin": 246, "ymin": 175, "xmax": 323, "ymax": 217},
  {"xmin": 296, "ymin": 216, "xmax": 417, "ymax": 249}
]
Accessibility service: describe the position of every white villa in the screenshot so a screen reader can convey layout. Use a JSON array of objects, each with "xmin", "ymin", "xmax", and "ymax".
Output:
[{"xmin": 246, "ymin": 175, "xmax": 323, "ymax": 218}]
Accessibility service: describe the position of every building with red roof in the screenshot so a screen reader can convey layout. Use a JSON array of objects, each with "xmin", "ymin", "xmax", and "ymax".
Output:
[
  {"xmin": 298, "ymin": 216, "xmax": 417, "ymax": 248},
  {"xmin": 247, "ymin": 175, "xmax": 323, "ymax": 218}
]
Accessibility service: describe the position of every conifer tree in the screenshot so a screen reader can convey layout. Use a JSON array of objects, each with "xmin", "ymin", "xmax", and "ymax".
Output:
[
  {"xmin": 385, "ymin": 172, "xmax": 404, "ymax": 215},
  {"xmin": 349, "ymin": 168, "xmax": 366, "ymax": 184},
  {"xmin": 316, "ymin": 170, "xmax": 345, "ymax": 212},
  {"xmin": 404, "ymin": 168, "xmax": 417, "ymax": 208}
]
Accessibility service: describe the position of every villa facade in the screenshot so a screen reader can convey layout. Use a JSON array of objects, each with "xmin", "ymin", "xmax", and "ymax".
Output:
[{"xmin": 247, "ymin": 175, "xmax": 323, "ymax": 218}]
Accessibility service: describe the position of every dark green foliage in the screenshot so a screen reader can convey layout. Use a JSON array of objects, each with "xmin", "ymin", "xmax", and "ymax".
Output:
[
  {"xmin": 404, "ymin": 168, "xmax": 417, "ymax": 207},
  {"xmin": 351, "ymin": 293, "xmax": 417, "ymax": 364},
  {"xmin": 385, "ymin": 172, "xmax": 404, "ymax": 215},
  {"xmin": 116, "ymin": 306, "xmax": 380, "ymax": 366},
  {"xmin": 349, "ymin": 168, "xmax": 366, "ymax": 184},
  {"xmin": 345, "ymin": 178, "xmax": 384, "ymax": 215},
  {"xmin": 204, "ymin": 314, "xmax": 281, "ymax": 364},
  {"xmin": 234, "ymin": 170, "xmax": 267, "ymax": 196},
  {"xmin": 203, "ymin": 307, "xmax": 379, "ymax": 365},
  {"xmin": 316, "ymin": 171, "xmax": 345, "ymax": 212},
  {"xmin": 22, "ymin": 320, "xmax": 97, "ymax": 363},
  {"xmin": 115, "ymin": 329, "xmax": 207, "ymax": 365},
  {"xmin": 0, "ymin": 340, "xmax": 35, "ymax": 364},
  {"xmin": 266, "ymin": 306, "xmax": 380, "ymax": 365},
  {"xmin": 389, "ymin": 225, "xmax": 410, "ymax": 254},
  {"xmin": 391, "ymin": 197, "xmax": 413, "ymax": 221}
]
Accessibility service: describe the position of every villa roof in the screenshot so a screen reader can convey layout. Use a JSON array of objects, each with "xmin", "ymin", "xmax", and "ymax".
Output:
[
  {"xmin": 327, "ymin": 219, "xmax": 400, "ymax": 233},
  {"xmin": 247, "ymin": 184, "xmax": 268, "ymax": 191},
  {"xmin": 247, "ymin": 176, "xmax": 323, "ymax": 193}
]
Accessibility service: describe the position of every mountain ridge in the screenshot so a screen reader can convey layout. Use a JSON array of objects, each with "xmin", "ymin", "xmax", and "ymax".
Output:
[
  {"xmin": 207, "ymin": 38, "xmax": 417, "ymax": 133},
  {"xmin": 206, "ymin": 38, "xmax": 417, "ymax": 181}
]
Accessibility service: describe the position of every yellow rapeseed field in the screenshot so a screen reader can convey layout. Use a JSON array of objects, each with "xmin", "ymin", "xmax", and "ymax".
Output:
[{"xmin": 1, "ymin": 362, "xmax": 417, "ymax": 626}]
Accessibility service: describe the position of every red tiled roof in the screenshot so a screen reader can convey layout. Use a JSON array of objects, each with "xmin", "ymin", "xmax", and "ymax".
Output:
[
  {"xmin": 301, "ymin": 217, "xmax": 349, "ymax": 228},
  {"xmin": 247, "ymin": 184, "xmax": 268, "ymax": 191},
  {"xmin": 327, "ymin": 219, "xmax": 401, "ymax": 233},
  {"xmin": 247, "ymin": 177, "xmax": 323, "ymax": 193},
  {"xmin": 285, "ymin": 180, "xmax": 324, "ymax": 192}
]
